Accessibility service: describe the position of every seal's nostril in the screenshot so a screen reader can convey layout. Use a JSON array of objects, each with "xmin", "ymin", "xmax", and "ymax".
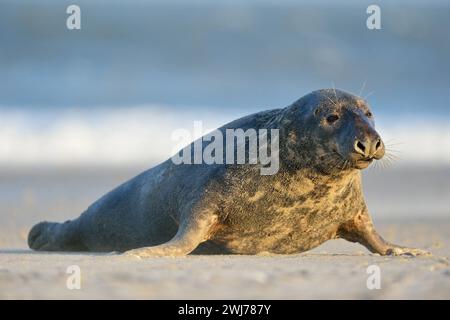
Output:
[
  {"xmin": 375, "ymin": 139, "xmax": 381, "ymax": 150},
  {"xmin": 356, "ymin": 141, "xmax": 365, "ymax": 153},
  {"xmin": 354, "ymin": 140, "xmax": 367, "ymax": 156}
]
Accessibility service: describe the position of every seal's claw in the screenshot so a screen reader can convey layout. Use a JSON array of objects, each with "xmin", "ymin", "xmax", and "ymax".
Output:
[{"xmin": 386, "ymin": 247, "xmax": 431, "ymax": 257}]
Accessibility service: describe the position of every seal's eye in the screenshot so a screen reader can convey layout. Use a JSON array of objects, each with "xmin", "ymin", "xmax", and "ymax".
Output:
[
  {"xmin": 366, "ymin": 111, "xmax": 372, "ymax": 117},
  {"xmin": 326, "ymin": 114, "xmax": 339, "ymax": 124}
]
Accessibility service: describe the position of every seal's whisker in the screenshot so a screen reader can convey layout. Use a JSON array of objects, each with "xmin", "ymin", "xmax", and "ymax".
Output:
[
  {"xmin": 371, "ymin": 160, "xmax": 380, "ymax": 171},
  {"xmin": 384, "ymin": 152, "xmax": 401, "ymax": 161},
  {"xmin": 372, "ymin": 161, "xmax": 379, "ymax": 171},
  {"xmin": 384, "ymin": 140, "xmax": 404, "ymax": 146},
  {"xmin": 331, "ymin": 82, "xmax": 339, "ymax": 105},
  {"xmin": 384, "ymin": 147, "xmax": 402, "ymax": 154},
  {"xmin": 376, "ymin": 160, "xmax": 386, "ymax": 170},
  {"xmin": 371, "ymin": 159, "xmax": 385, "ymax": 171},
  {"xmin": 358, "ymin": 80, "xmax": 367, "ymax": 97},
  {"xmin": 377, "ymin": 161, "xmax": 384, "ymax": 171},
  {"xmin": 384, "ymin": 145, "xmax": 403, "ymax": 152},
  {"xmin": 323, "ymin": 157, "xmax": 340, "ymax": 170},
  {"xmin": 374, "ymin": 153, "xmax": 396, "ymax": 170},
  {"xmin": 340, "ymin": 159, "xmax": 346, "ymax": 171},
  {"xmin": 384, "ymin": 145, "xmax": 402, "ymax": 158},
  {"xmin": 322, "ymin": 156, "xmax": 344, "ymax": 171},
  {"xmin": 318, "ymin": 153, "xmax": 335, "ymax": 161},
  {"xmin": 363, "ymin": 90, "xmax": 375, "ymax": 100},
  {"xmin": 379, "ymin": 156, "xmax": 395, "ymax": 169},
  {"xmin": 382, "ymin": 154, "xmax": 396, "ymax": 163},
  {"xmin": 319, "ymin": 151, "xmax": 342, "ymax": 160},
  {"xmin": 384, "ymin": 153, "xmax": 401, "ymax": 162},
  {"xmin": 324, "ymin": 95, "xmax": 338, "ymax": 107},
  {"xmin": 384, "ymin": 161, "xmax": 393, "ymax": 169},
  {"xmin": 345, "ymin": 160, "xmax": 350, "ymax": 170},
  {"xmin": 339, "ymin": 158, "xmax": 351, "ymax": 171},
  {"xmin": 319, "ymin": 151, "xmax": 349, "ymax": 171},
  {"xmin": 384, "ymin": 144, "xmax": 403, "ymax": 153},
  {"xmin": 384, "ymin": 155, "xmax": 401, "ymax": 163}
]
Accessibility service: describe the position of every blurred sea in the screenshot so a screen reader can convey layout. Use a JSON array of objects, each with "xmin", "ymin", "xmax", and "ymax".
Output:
[{"xmin": 1, "ymin": 0, "xmax": 450, "ymax": 168}]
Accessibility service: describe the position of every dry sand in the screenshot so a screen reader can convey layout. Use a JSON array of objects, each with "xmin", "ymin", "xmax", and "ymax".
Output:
[
  {"xmin": 0, "ymin": 167, "xmax": 449, "ymax": 299},
  {"xmin": 0, "ymin": 221, "xmax": 449, "ymax": 299}
]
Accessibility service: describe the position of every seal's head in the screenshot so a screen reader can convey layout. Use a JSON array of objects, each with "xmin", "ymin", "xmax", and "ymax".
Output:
[{"xmin": 285, "ymin": 89, "xmax": 385, "ymax": 171}]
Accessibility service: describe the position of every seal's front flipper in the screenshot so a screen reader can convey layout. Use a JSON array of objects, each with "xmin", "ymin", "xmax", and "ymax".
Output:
[
  {"xmin": 124, "ymin": 213, "xmax": 219, "ymax": 258},
  {"xmin": 338, "ymin": 210, "xmax": 431, "ymax": 257}
]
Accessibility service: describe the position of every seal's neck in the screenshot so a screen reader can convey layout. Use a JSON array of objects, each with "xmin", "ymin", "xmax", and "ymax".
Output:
[{"xmin": 279, "ymin": 162, "xmax": 361, "ymax": 187}]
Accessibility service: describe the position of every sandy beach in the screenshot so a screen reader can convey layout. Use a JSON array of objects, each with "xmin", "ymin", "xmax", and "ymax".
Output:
[
  {"xmin": 0, "ymin": 221, "xmax": 449, "ymax": 300},
  {"xmin": 0, "ymin": 166, "xmax": 449, "ymax": 299}
]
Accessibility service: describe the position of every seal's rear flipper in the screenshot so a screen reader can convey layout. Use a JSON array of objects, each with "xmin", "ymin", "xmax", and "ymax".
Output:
[{"xmin": 28, "ymin": 220, "xmax": 87, "ymax": 252}]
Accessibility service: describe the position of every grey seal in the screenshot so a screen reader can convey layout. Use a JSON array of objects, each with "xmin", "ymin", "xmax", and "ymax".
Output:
[{"xmin": 28, "ymin": 89, "xmax": 429, "ymax": 257}]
